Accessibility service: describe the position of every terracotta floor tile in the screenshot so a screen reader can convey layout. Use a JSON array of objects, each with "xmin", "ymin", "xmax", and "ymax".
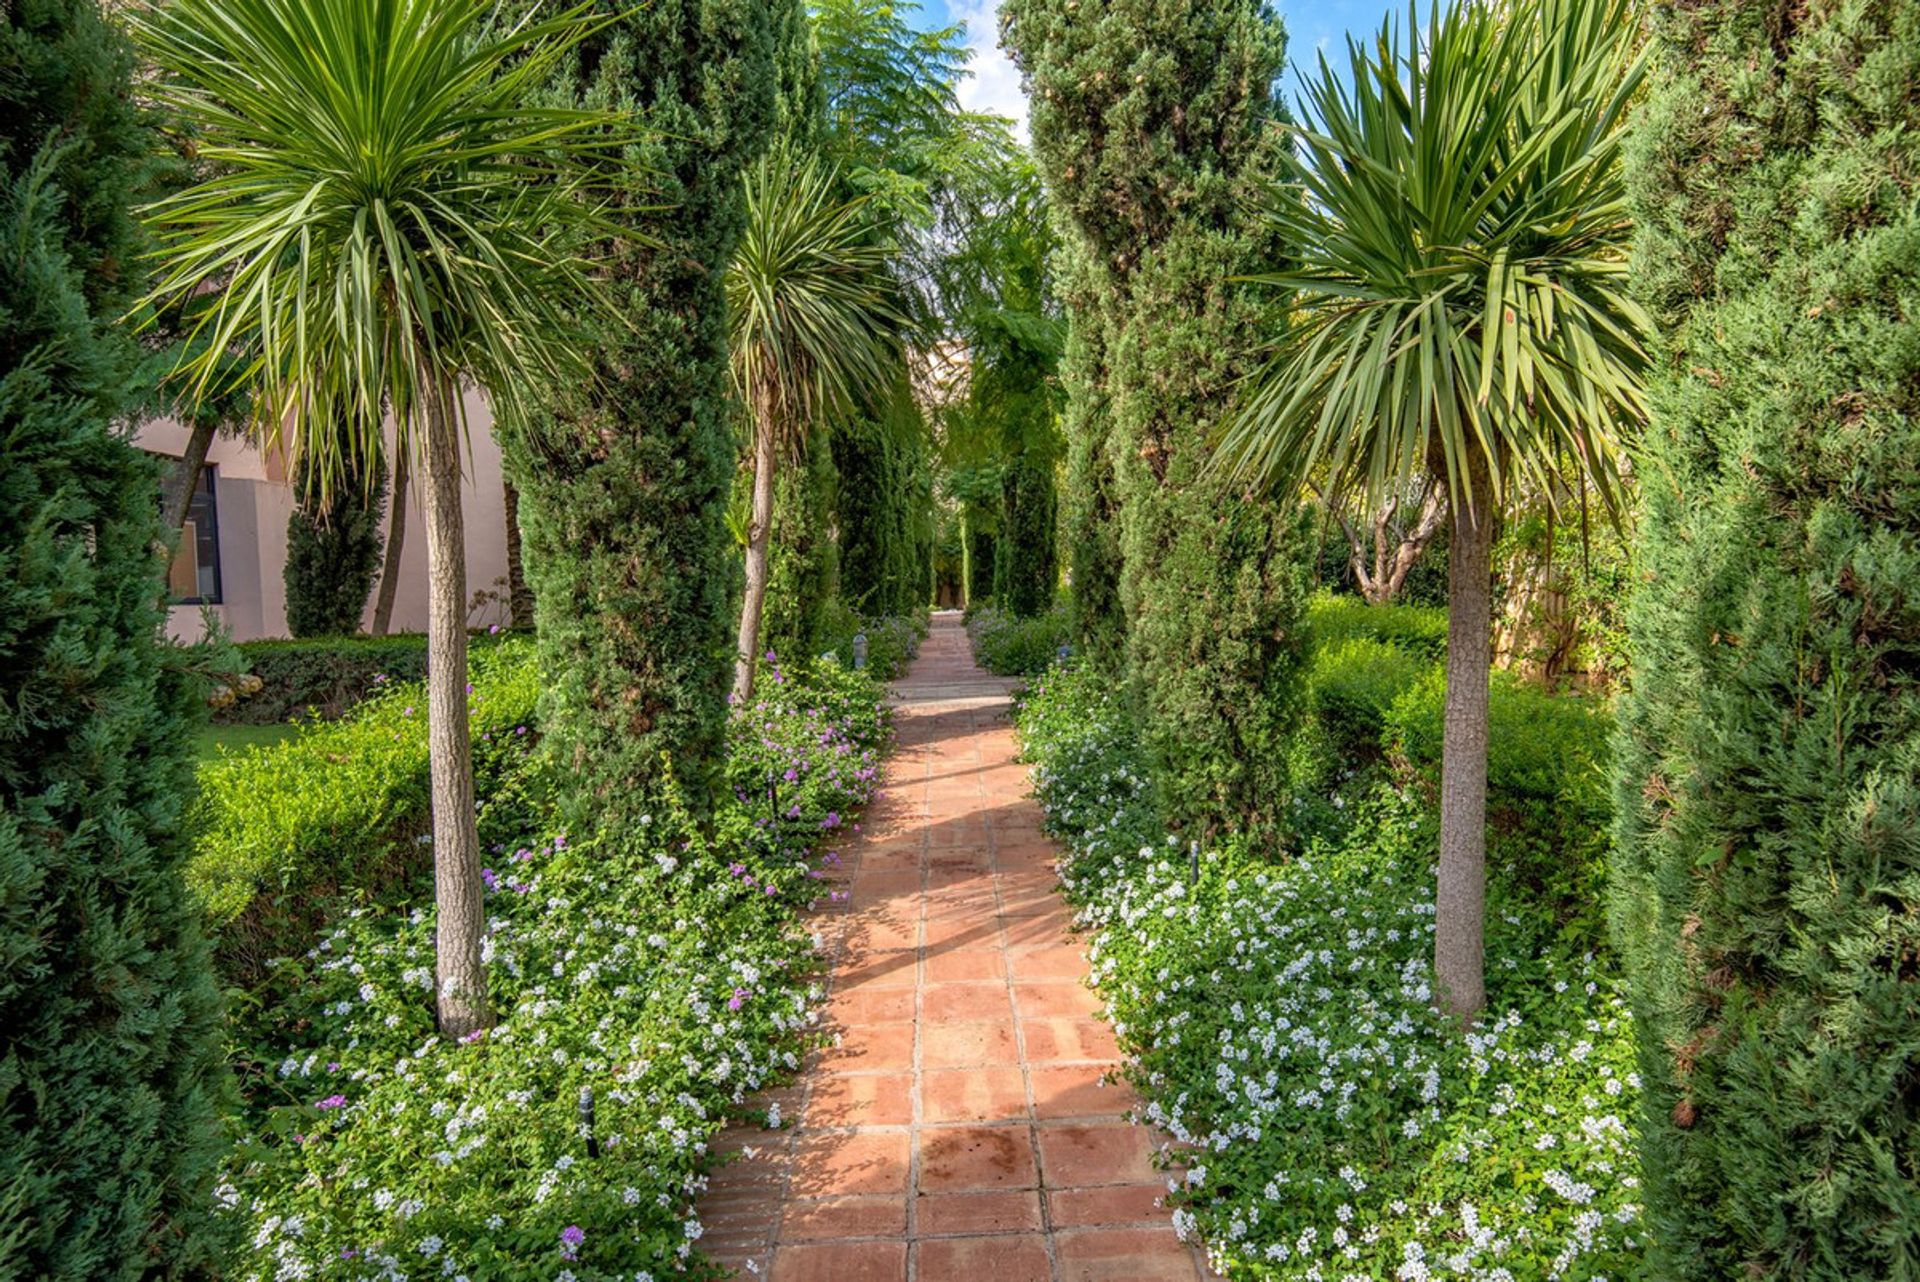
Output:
[
  {"xmin": 913, "ymin": 1190, "xmax": 1043, "ymax": 1237},
  {"xmin": 808, "ymin": 1073, "xmax": 913, "ymax": 1126},
  {"xmin": 1053, "ymin": 1227, "xmax": 1200, "ymax": 1281},
  {"xmin": 922, "ymin": 1019, "xmax": 1018, "ymax": 1069},
  {"xmin": 1036, "ymin": 1124, "xmax": 1161, "ymax": 1187},
  {"xmin": 917, "ymin": 1125, "xmax": 1038, "ymax": 1192},
  {"xmin": 924, "ymin": 947, "xmax": 1007, "ymax": 982},
  {"xmin": 913, "ymin": 1235, "xmax": 1050, "ymax": 1282},
  {"xmin": 781, "ymin": 1194, "xmax": 908, "ymax": 1241},
  {"xmin": 1012, "ymin": 980, "xmax": 1098, "ymax": 1018},
  {"xmin": 1030, "ymin": 1064, "xmax": 1134, "ymax": 1120},
  {"xmin": 818, "ymin": 1022, "xmax": 915, "ymax": 1073},
  {"xmin": 922, "ymin": 981, "xmax": 1015, "ymax": 1023},
  {"xmin": 826, "ymin": 986, "xmax": 916, "ymax": 1027},
  {"xmin": 769, "ymin": 1240, "xmax": 908, "ymax": 1282},
  {"xmin": 920, "ymin": 1066, "xmax": 1029, "ymax": 1123},
  {"xmin": 789, "ymin": 1130, "xmax": 910, "ymax": 1197},
  {"xmin": 1019, "ymin": 1016, "xmax": 1121, "ymax": 1064},
  {"xmin": 1048, "ymin": 1184, "xmax": 1169, "ymax": 1227}
]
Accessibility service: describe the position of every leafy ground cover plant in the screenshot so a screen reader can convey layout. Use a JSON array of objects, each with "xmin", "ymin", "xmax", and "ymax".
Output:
[
  {"xmin": 965, "ymin": 603, "xmax": 1070, "ymax": 676},
  {"xmin": 1017, "ymin": 663, "xmax": 1644, "ymax": 1279},
  {"xmin": 221, "ymin": 654, "xmax": 888, "ymax": 1279}
]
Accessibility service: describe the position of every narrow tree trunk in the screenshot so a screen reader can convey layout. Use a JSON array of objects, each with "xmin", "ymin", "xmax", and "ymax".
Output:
[
  {"xmin": 162, "ymin": 414, "xmax": 218, "ymax": 530},
  {"xmin": 1435, "ymin": 453, "xmax": 1495, "ymax": 1022},
  {"xmin": 371, "ymin": 445, "xmax": 408, "ymax": 635},
  {"xmin": 419, "ymin": 377, "xmax": 489, "ymax": 1040},
  {"xmin": 502, "ymin": 478, "xmax": 533, "ymax": 631},
  {"xmin": 732, "ymin": 413, "xmax": 777, "ymax": 706}
]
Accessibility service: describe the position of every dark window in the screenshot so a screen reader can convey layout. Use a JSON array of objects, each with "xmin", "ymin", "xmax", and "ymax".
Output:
[{"xmin": 168, "ymin": 465, "xmax": 223, "ymax": 604}]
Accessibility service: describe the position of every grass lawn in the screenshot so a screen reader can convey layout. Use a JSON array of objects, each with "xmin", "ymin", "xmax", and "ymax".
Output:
[{"xmin": 194, "ymin": 722, "xmax": 299, "ymax": 764}]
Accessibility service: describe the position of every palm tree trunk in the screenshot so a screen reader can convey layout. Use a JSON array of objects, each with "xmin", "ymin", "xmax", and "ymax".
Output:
[
  {"xmin": 162, "ymin": 414, "xmax": 218, "ymax": 530},
  {"xmin": 733, "ymin": 414, "xmax": 778, "ymax": 706},
  {"xmin": 371, "ymin": 446, "xmax": 408, "ymax": 635},
  {"xmin": 418, "ymin": 376, "xmax": 489, "ymax": 1040},
  {"xmin": 502, "ymin": 477, "xmax": 533, "ymax": 630},
  {"xmin": 1435, "ymin": 452, "xmax": 1495, "ymax": 1022}
]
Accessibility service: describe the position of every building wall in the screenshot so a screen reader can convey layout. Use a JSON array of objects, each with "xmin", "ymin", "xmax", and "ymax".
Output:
[{"xmin": 138, "ymin": 389, "xmax": 513, "ymax": 642}]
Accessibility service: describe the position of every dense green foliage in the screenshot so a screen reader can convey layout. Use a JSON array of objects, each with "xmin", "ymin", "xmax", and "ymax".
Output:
[
  {"xmin": 190, "ymin": 642, "xmax": 540, "ymax": 969},
  {"xmin": 0, "ymin": 0, "xmax": 229, "ymax": 1271},
  {"xmin": 508, "ymin": 0, "xmax": 776, "ymax": 824},
  {"xmin": 966, "ymin": 602, "xmax": 1070, "ymax": 677},
  {"xmin": 1613, "ymin": 2, "xmax": 1920, "ymax": 1275},
  {"xmin": 216, "ymin": 634, "xmax": 433, "ymax": 725},
  {"xmin": 835, "ymin": 383, "xmax": 934, "ymax": 617},
  {"xmin": 1017, "ymin": 658, "xmax": 1640, "ymax": 1279},
  {"xmin": 284, "ymin": 450, "xmax": 386, "ymax": 638},
  {"xmin": 221, "ymin": 655, "xmax": 889, "ymax": 1278},
  {"xmin": 764, "ymin": 434, "xmax": 842, "ymax": 661},
  {"xmin": 1005, "ymin": 0, "xmax": 1312, "ymax": 840}
]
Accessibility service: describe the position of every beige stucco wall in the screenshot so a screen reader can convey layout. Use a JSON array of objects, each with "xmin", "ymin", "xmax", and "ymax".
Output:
[{"xmin": 137, "ymin": 388, "xmax": 512, "ymax": 642}]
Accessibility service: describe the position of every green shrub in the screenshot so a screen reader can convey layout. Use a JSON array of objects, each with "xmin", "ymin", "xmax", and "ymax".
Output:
[
  {"xmin": 283, "ymin": 450, "xmax": 386, "ymax": 638},
  {"xmin": 0, "ymin": 1, "xmax": 231, "ymax": 1271},
  {"xmin": 217, "ymin": 633, "xmax": 430, "ymax": 724},
  {"xmin": 1305, "ymin": 590, "xmax": 1450, "ymax": 658},
  {"xmin": 818, "ymin": 601, "xmax": 925, "ymax": 682},
  {"xmin": 1016, "ymin": 665, "xmax": 1643, "ymax": 1279},
  {"xmin": 1614, "ymin": 0, "xmax": 1920, "ymax": 1273},
  {"xmin": 190, "ymin": 639, "xmax": 541, "ymax": 975},
  {"xmin": 1306, "ymin": 634, "xmax": 1431, "ymax": 761},
  {"xmin": 222, "ymin": 660, "xmax": 889, "ymax": 1279},
  {"xmin": 967, "ymin": 603, "xmax": 1070, "ymax": 677}
]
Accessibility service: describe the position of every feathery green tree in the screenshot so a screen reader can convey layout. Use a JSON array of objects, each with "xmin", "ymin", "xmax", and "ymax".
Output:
[
  {"xmin": 0, "ymin": 0, "xmax": 230, "ymax": 1271},
  {"xmin": 507, "ymin": 0, "xmax": 775, "ymax": 825},
  {"xmin": 1613, "ymin": 0, "xmax": 1920, "ymax": 1272},
  {"xmin": 1005, "ymin": 0, "xmax": 1312, "ymax": 838}
]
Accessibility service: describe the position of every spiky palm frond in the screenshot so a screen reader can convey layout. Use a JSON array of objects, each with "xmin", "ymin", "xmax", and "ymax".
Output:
[
  {"xmin": 1217, "ymin": 0, "xmax": 1651, "ymax": 517},
  {"xmin": 134, "ymin": 0, "xmax": 633, "ymax": 496},
  {"xmin": 727, "ymin": 141, "xmax": 906, "ymax": 451}
]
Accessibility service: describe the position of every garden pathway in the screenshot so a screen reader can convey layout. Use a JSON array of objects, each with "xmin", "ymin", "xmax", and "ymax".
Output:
[{"xmin": 701, "ymin": 612, "xmax": 1210, "ymax": 1282}]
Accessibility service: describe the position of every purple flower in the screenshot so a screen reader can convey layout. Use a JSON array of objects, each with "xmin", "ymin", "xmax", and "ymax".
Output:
[
  {"xmin": 403, "ymin": 706, "xmax": 415, "ymax": 717},
  {"xmin": 481, "ymin": 867, "xmax": 499, "ymax": 890},
  {"xmin": 315, "ymin": 1094, "xmax": 347, "ymax": 1110},
  {"xmin": 560, "ymin": 1224, "xmax": 584, "ymax": 1259},
  {"xmin": 728, "ymin": 987, "xmax": 749, "ymax": 1011}
]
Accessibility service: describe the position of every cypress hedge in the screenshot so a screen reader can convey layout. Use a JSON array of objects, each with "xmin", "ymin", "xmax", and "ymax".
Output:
[
  {"xmin": 0, "ymin": 0, "xmax": 231, "ymax": 1272},
  {"xmin": 283, "ymin": 448, "xmax": 386, "ymax": 637},
  {"xmin": 507, "ymin": 0, "xmax": 776, "ymax": 824},
  {"xmin": 1614, "ymin": 1, "xmax": 1920, "ymax": 1275},
  {"xmin": 1004, "ymin": 0, "xmax": 1312, "ymax": 836}
]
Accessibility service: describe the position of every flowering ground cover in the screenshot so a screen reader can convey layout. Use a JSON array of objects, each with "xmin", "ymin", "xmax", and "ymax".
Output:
[
  {"xmin": 1016, "ymin": 663, "xmax": 1644, "ymax": 1280},
  {"xmin": 218, "ymin": 651, "xmax": 888, "ymax": 1280}
]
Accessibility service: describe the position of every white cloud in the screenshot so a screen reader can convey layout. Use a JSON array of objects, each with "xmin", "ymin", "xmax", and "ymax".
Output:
[{"xmin": 950, "ymin": 0, "xmax": 1028, "ymax": 142}]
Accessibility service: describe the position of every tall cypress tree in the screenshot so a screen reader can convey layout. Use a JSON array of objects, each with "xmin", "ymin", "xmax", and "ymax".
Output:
[
  {"xmin": 284, "ymin": 447, "xmax": 386, "ymax": 637},
  {"xmin": 508, "ymin": 2, "xmax": 776, "ymax": 824},
  {"xmin": 0, "ymin": 0, "xmax": 230, "ymax": 1273},
  {"xmin": 1614, "ymin": 1, "xmax": 1920, "ymax": 1275},
  {"xmin": 1004, "ymin": 0, "xmax": 1312, "ymax": 836}
]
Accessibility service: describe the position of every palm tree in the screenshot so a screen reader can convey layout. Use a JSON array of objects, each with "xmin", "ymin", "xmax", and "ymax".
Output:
[
  {"xmin": 727, "ymin": 142, "xmax": 904, "ymax": 704},
  {"xmin": 136, "ymin": 0, "xmax": 623, "ymax": 1039},
  {"xmin": 1217, "ymin": 0, "xmax": 1649, "ymax": 1020}
]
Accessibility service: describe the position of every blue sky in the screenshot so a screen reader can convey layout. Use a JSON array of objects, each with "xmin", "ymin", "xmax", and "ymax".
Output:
[{"xmin": 909, "ymin": 0, "xmax": 1389, "ymax": 138}]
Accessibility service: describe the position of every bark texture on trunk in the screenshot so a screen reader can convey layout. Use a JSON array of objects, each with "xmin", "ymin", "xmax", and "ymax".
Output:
[
  {"xmin": 162, "ymin": 414, "xmax": 219, "ymax": 530},
  {"xmin": 501, "ymin": 478, "xmax": 533, "ymax": 631},
  {"xmin": 371, "ymin": 446, "xmax": 408, "ymax": 635},
  {"xmin": 1435, "ymin": 452, "xmax": 1495, "ymax": 1022},
  {"xmin": 419, "ymin": 379, "xmax": 489, "ymax": 1040},
  {"xmin": 732, "ymin": 417, "xmax": 777, "ymax": 706}
]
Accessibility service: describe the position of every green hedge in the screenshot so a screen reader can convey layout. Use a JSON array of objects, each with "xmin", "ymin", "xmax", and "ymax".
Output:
[
  {"xmin": 1300, "ymin": 594, "xmax": 1612, "ymax": 947},
  {"xmin": 966, "ymin": 603, "xmax": 1071, "ymax": 677},
  {"xmin": 190, "ymin": 639, "xmax": 540, "ymax": 976}
]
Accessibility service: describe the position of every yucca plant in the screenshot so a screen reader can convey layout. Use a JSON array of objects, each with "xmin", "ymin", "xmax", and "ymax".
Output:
[
  {"xmin": 136, "ymin": 0, "xmax": 626, "ymax": 1039},
  {"xmin": 1218, "ymin": 0, "xmax": 1650, "ymax": 1019},
  {"xmin": 727, "ymin": 141, "xmax": 904, "ymax": 703}
]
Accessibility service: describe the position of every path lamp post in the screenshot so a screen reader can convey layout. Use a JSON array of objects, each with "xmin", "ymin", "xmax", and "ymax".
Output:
[{"xmin": 852, "ymin": 631, "xmax": 868, "ymax": 671}]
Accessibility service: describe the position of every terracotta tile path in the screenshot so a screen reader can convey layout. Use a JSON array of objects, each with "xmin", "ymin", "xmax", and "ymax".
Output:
[{"xmin": 701, "ymin": 613, "xmax": 1210, "ymax": 1282}]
